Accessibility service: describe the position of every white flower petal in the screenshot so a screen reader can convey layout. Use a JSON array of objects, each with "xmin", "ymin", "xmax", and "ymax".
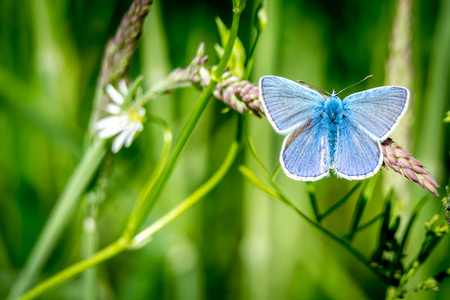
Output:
[
  {"xmin": 95, "ymin": 116, "xmax": 127, "ymax": 139},
  {"xmin": 134, "ymin": 121, "xmax": 144, "ymax": 132},
  {"xmin": 118, "ymin": 80, "xmax": 128, "ymax": 95},
  {"xmin": 124, "ymin": 127, "xmax": 139, "ymax": 147},
  {"xmin": 97, "ymin": 126, "xmax": 122, "ymax": 139},
  {"xmin": 106, "ymin": 104, "xmax": 121, "ymax": 114},
  {"xmin": 106, "ymin": 84, "xmax": 124, "ymax": 105},
  {"xmin": 112, "ymin": 129, "xmax": 130, "ymax": 153},
  {"xmin": 94, "ymin": 116, "xmax": 120, "ymax": 130}
]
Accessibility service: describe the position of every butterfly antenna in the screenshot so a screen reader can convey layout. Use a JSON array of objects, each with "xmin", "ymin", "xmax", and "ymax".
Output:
[
  {"xmin": 336, "ymin": 75, "xmax": 373, "ymax": 95},
  {"xmin": 297, "ymin": 80, "xmax": 331, "ymax": 96}
]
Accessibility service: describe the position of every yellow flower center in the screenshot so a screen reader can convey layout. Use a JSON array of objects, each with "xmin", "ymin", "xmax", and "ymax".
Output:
[{"xmin": 129, "ymin": 108, "xmax": 143, "ymax": 122}]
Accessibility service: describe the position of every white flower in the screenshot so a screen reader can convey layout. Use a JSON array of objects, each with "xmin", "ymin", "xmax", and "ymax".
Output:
[{"xmin": 95, "ymin": 80, "xmax": 146, "ymax": 153}]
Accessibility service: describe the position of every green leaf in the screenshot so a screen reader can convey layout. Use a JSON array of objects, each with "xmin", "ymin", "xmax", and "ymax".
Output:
[{"xmin": 215, "ymin": 17, "xmax": 246, "ymax": 78}]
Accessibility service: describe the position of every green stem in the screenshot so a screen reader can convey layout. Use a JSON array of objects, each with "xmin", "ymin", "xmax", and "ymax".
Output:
[
  {"xmin": 244, "ymin": 118, "xmax": 271, "ymax": 177},
  {"xmin": 8, "ymin": 139, "xmax": 106, "ymax": 300},
  {"xmin": 126, "ymin": 115, "xmax": 173, "ymax": 229},
  {"xmin": 124, "ymin": 7, "xmax": 244, "ymax": 239},
  {"xmin": 132, "ymin": 115, "xmax": 243, "ymax": 248},
  {"xmin": 243, "ymin": 29, "xmax": 261, "ymax": 79},
  {"xmin": 18, "ymin": 238, "xmax": 128, "ymax": 300},
  {"xmin": 82, "ymin": 216, "xmax": 98, "ymax": 300}
]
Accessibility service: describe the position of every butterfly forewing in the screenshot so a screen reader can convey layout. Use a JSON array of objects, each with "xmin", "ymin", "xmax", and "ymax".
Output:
[
  {"xmin": 335, "ymin": 118, "xmax": 382, "ymax": 180},
  {"xmin": 342, "ymin": 86, "xmax": 409, "ymax": 141},
  {"xmin": 281, "ymin": 117, "xmax": 330, "ymax": 181},
  {"xmin": 260, "ymin": 76, "xmax": 326, "ymax": 133}
]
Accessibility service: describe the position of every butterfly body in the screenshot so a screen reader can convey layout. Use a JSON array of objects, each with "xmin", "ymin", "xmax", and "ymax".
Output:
[
  {"xmin": 259, "ymin": 76, "xmax": 409, "ymax": 181},
  {"xmin": 327, "ymin": 93, "xmax": 346, "ymax": 162}
]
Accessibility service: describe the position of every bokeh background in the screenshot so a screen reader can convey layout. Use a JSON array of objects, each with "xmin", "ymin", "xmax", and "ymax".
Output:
[{"xmin": 1, "ymin": 0, "xmax": 449, "ymax": 299}]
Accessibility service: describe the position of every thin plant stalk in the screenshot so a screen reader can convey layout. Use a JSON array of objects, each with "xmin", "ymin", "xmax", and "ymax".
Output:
[
  {"xmin": 8, "ymin": 139, "xmax": 106, "ymax": 300},
  {"xmin": 81, "ymin": 216, "xmax": 98, "ymax": 300},
  {"xmin": 18, "ymin": 239, "xmax": 128, "ymax": 300},
  {"xmin": 124, "ymin": 4, "xmax": 246, "ymax": 239},
  {"xmin": 121, "ymin": 114, "xmax": 173, "ymax": 241},
  {"xmin": 132, "ymin": 115, "xmax": 243, "ymax": 248}
]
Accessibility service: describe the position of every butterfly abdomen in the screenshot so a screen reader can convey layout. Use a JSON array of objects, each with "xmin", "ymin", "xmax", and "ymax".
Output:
[
  {"xmin": 329, "ymin": 123, "xmax": 338, "ymax": 168},
  {"xmin": 324, "ymin": 96, "xmax": 343, "ymax": 168}
]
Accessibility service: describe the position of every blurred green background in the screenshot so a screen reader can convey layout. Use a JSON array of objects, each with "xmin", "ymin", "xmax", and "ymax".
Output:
[{"xmin": 0, "ymin": 0, "xmax": 449, "ymax": 299}]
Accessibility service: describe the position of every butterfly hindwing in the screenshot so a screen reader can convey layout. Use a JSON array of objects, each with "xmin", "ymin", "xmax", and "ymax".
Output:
[
  {"xmin": 259, "ymin": 76, "xmax": 326, "ymax": 134},
  {"xmin": 281, "ymin": 116, "xmax": 330, "ymax": 181},
  {"xmin": 342, "ymin": 86, "xmax": 409, "ymax": 141},
  {"xmin": 334, "ymin": 118, "xmax": 382, "ymax": 180}
]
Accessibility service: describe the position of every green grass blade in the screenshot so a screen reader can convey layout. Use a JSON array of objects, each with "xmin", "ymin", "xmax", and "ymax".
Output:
[
  {"xmin": 321, "ymin": 182, "xmax": 362, "ymax": 220},
  {"xmin": 346, "ymin": 178, "xmax": 378, "ymax": 241},
  {"xmin": 343, "ymin": 213, "xmax": 383, "ymax": 239},
  {"xmin": 306, "ymin": 183, "xmax": 320, "ymax": 222}
]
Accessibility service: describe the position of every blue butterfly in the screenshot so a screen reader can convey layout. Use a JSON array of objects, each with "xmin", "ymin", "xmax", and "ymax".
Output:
[{"xmin": 259, "ymin": 76, "xmax": 409, "ymax": 181}]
